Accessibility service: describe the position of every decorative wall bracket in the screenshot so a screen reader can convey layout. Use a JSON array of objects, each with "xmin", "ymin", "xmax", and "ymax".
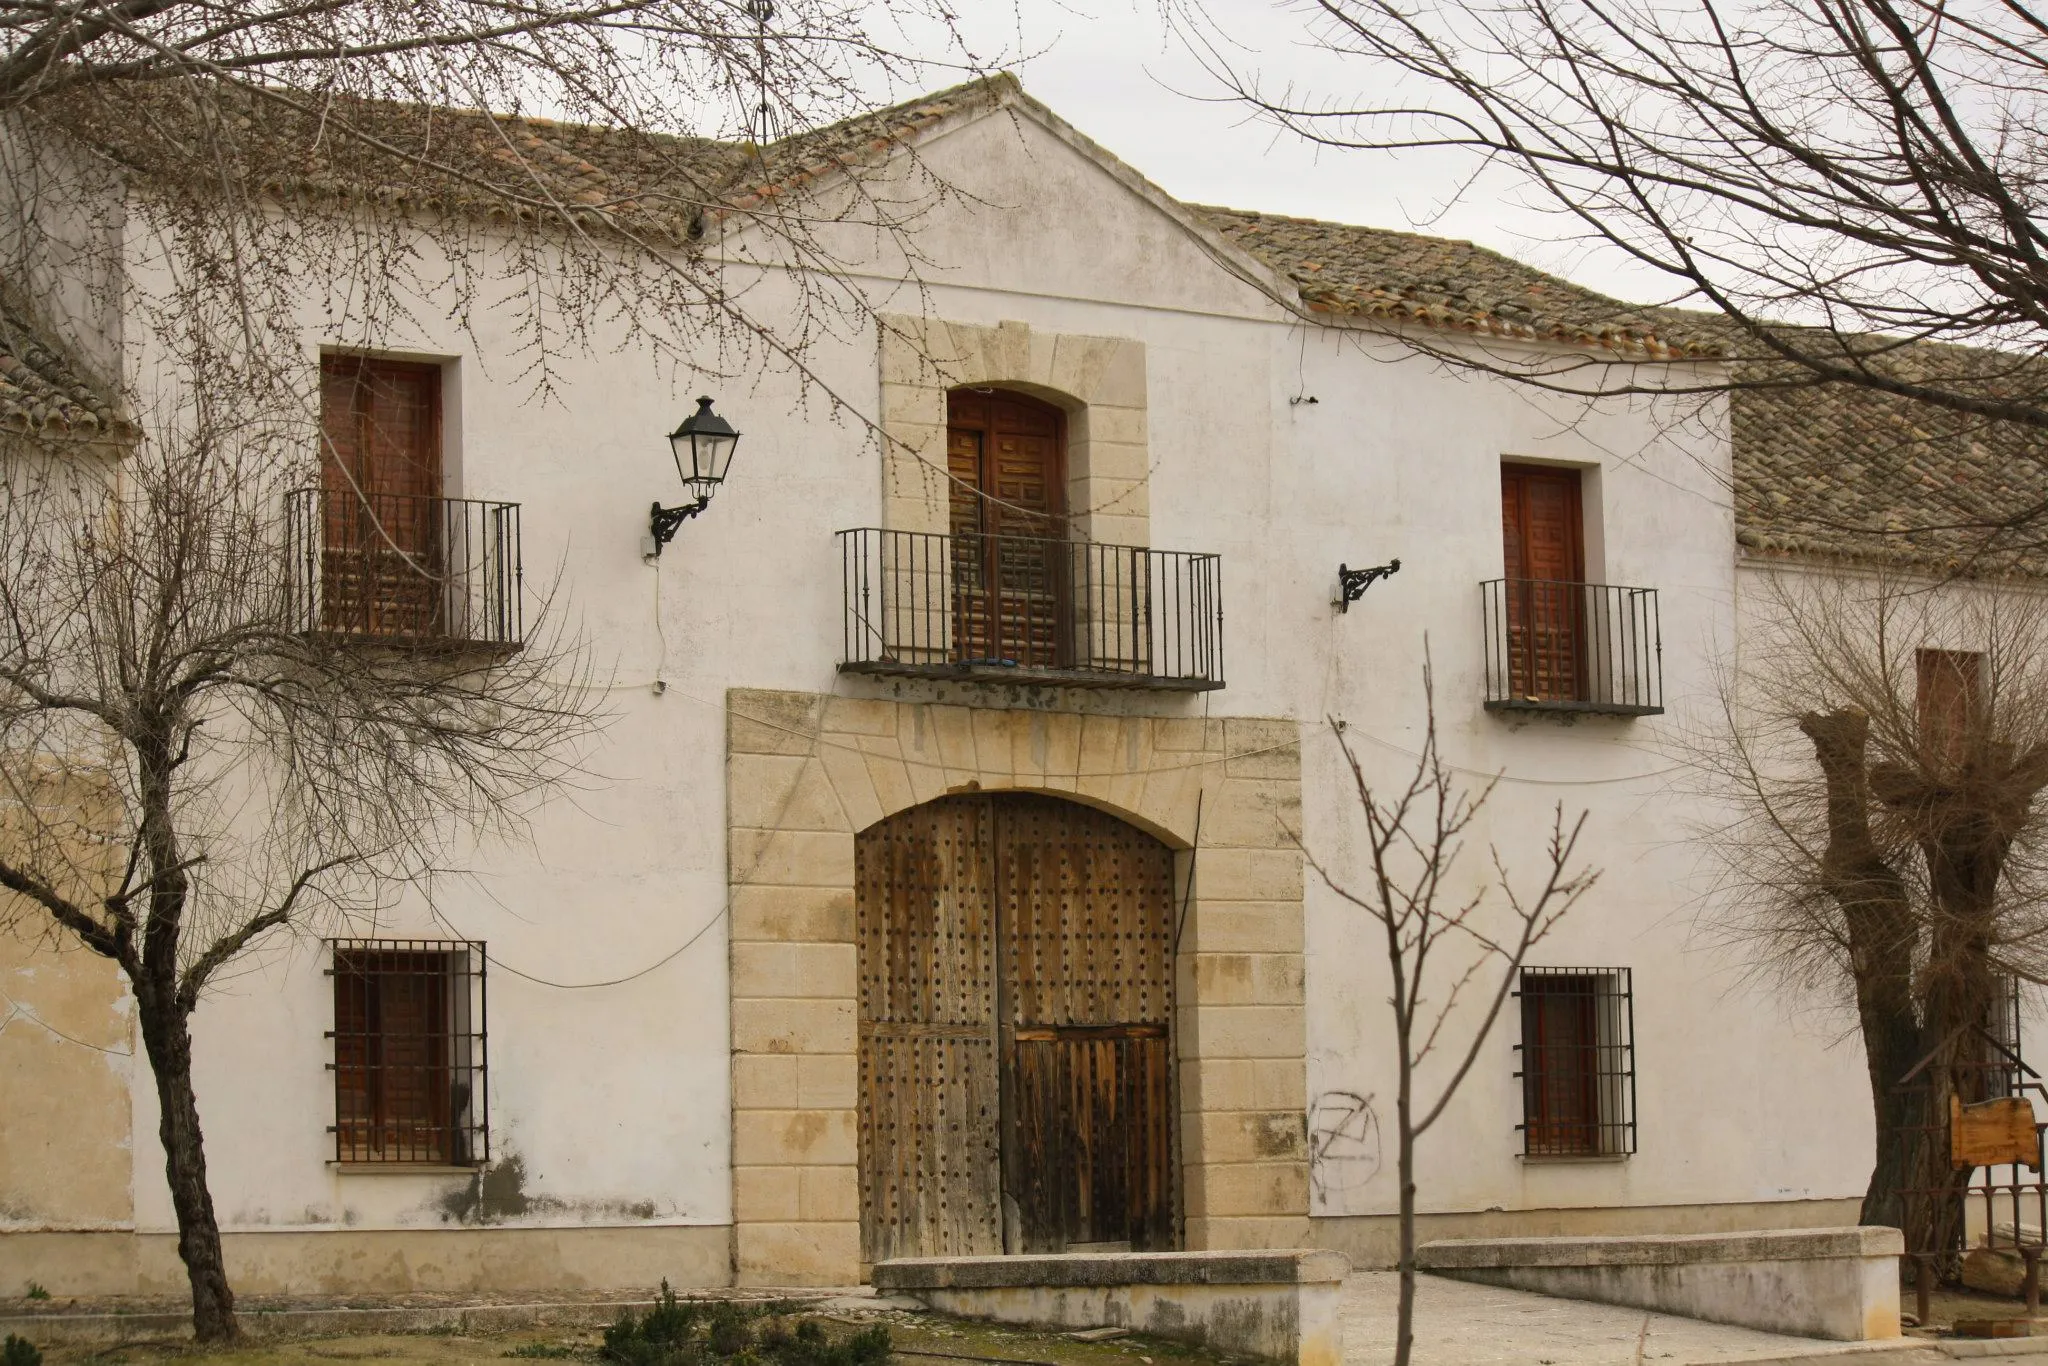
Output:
[
  {"xmin": 649, "ymin": 496, "xmax": 711, "ymax": 555},
  {"xmin": 1337, "ymin": 559, "xmax": 1401, "ymax": 611}
]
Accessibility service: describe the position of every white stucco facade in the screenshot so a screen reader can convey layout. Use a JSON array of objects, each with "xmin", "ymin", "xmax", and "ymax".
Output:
[{"xmin": 0, "ymin": 84, "xmax": 1892, "ymax": 1295}]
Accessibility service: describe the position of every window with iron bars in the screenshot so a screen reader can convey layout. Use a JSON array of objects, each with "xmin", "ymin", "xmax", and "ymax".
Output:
[
  {"xmin": 1982, "ymin": 974, "xmax": 2027, "ymax": 1100},
  {"xmin": 326, "ymin": 940, "xmax": 487, "ymax": 1166},
  {"xmin": 1515, "ymin": 967, "xmax": 1636, "ymax": 1157}
]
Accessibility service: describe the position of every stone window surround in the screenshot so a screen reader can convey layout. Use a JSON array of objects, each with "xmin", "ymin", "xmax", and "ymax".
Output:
[
  {"xmin": 726, "ymin": 688, "xmax": 1310, "ymax": 1286},
  {"xmin": 877, "ymin": 314, "xmax": 1151, "ymax": 548}
]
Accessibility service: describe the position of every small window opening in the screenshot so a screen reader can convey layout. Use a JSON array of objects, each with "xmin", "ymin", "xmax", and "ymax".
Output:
[
  {"xmin": 1515, "ymin": 967, "xmax": 1636, "ymax": 1157},
  {"xmin": 327, "ymin": 940, "xmax": 487, "ymax": 1166}
]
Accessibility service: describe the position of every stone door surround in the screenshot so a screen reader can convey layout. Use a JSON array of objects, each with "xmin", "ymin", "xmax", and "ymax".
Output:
[
  {"xmin": 879, "ymin": 315, "xmax": 1151, "ymax": 549},
  {"xmin": 726, "ymin": 688, "xmax": 1309, "ymax": 1285}
]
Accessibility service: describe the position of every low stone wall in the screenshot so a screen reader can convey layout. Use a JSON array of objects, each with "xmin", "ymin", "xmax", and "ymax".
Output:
[
  {"xmin": 1416, "ymin": 1226, "xmax": 1904, "ymax": 1342},
  {"xmin": 873, "ymin": 1251, "xmax": 1349, "ymax": 1366}
]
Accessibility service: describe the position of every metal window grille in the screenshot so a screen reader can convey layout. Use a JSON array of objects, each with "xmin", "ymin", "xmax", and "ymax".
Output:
[
  {"xmin": 1514, "ymin": 967, "xmax": 1636, "ymax": 1157},
  {"xmin": 1985, "ymin": 974, "xmax": 2028, "ymax": 1099},
  {"xmin": 326, "ymin": 940, "xmax": 487, "ymax": 1166},
  {"xmin": 1480, "ymin": 579, "xmax": 1663, "ymax": 715}
]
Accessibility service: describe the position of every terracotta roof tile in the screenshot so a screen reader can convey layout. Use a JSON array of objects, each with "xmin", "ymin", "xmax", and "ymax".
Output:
[
  {"xmin": 0, "ymin": 292, "xmax": 126, "ymax": 440},
  {"xmin": 1195, "ymin": 206, "xmax": 1715, "ymax": 357}
]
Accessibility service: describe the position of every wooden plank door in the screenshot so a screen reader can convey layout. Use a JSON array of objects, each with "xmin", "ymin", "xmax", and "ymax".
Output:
[
  {"xmin": 947, "ymin": 391, "xmax": 1066, "ymax": 667},
  {"xmin": 855, "ymin": 798, "xmax": 1004, "ymax": 1262},
  {"xmin": 320, "ymin": 356, "xmax": 444, "ymax": 637},
  {"xmin": 1501, "ymin": 463, "xmax": 1585, "ymax": 702},
  {"xmin": 995, "ymin": 795, "xmax": 1175, "ymax": 1252},
  {"xmin": 855, "ymin": 794, "xmax": 1178, "ymax": 1261}
]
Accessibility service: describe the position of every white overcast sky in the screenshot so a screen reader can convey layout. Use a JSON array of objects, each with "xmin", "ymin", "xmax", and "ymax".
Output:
[{"xmin": 905, "ymin": 0, "xmax": 1662, "ymax": 303}]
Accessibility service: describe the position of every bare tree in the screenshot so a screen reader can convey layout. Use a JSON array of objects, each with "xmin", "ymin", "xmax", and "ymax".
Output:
[
  {"xmin": 0, "ymin": 0, "xmax": 996, "ymax": 1341},
  {"xmin": 1171, "ymin": 0, "xmax": 2048, "ymax": 510},
  {"xmin": 0, "ymin": 374, "xmax": 603, "ymax": 1340},
  {"xmin": 1699, "ymin": 565, "xmax": 2048, "ymax": 1272},
  {"xmin": 1314, "ymin": 666, "xmax": 1598, "ymax": 1366}
]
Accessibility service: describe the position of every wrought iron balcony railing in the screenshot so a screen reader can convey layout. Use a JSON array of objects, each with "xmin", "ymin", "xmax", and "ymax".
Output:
[
  {"xmin": 1481, "ymin": 578, "xmax": 1662, "ymax": 716},
  {"xmin": 286, "ymin": 489, "xmax": 523, "ymax": 649},
  {"xmin": 838, "ymin": 527, "xmax": 1224, "ymax": 690}
]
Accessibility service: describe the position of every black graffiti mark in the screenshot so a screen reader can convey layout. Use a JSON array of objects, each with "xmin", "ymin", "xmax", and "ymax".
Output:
[{"xmin": 1308, "ymin": 1089, "xmax": 1383, "ymax": 1203}]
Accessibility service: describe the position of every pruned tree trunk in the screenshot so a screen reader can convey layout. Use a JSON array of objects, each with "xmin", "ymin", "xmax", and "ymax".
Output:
[{"xmin": 135, "ymin": 984, "xmax": 237, "ymax": 1341}]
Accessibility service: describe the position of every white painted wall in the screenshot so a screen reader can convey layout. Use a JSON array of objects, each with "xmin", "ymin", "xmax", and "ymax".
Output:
[{"xmin": 80, "ymin": 94, "xmax": 1883, "ymax": 1253}]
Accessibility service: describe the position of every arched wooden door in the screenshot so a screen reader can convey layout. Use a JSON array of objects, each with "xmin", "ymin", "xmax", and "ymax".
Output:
[{"xmin": 856, "ymin": 793, "xmax": 1175, "ymax": 1262}]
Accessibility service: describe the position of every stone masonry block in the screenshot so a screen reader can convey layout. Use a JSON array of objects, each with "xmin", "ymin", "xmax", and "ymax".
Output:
[
  {"xmin": 733, "ymin": 1053, "xmax": 799, "ymax": 1109},
  {"xmin": 730, "ymin": 691, "xmax": 825, "ymax": 755},
  {"xmin": 798, "ymin": 1053, "xmax": 858, "ymax": 1110},
  {"xmin": 736, "ymin": 1220, "xmax": 861, "ymax": 1288},
  {"xmin": 730, "ymin": 886, "xmax": 854, "ymax": 945},
  {"xmin": 1177, "ymin": 1003, "xmax": 1306, "ymax": 1059},
  {"xmin": 970, "ymin": 709, "xmax": 1021, "ymax": 781},
  {"xmin": 1183, "ymin": 901, "xmax": 1304, "ymax": 954},
  {"xmin": 1186, "ymin": 1215, "xmax": 1315, "ymax": 1253},
  {"xmin": 730, "ymin": 829, "xmax": 855, "ymax": 888},
  {"xmin": 861, "ymin": 752, "xmax": 917, "ymax": 823},
  {"xmin": 1085, "ymin": 406, "xmax": 1148, "ymax": 447},
  {"xmin": 1203, "ymin": 779, "xmax": 1303, "ymax": 850},
  {"xmin": 1185, "ymin": 952, "xmax": 1306, "ymax": 1006},
  {"xmin": 732, "ymin": 1108, "xmax": 857, "ymax": 1166},
  {"xmin": 1186, "ymin": 1161, "xmax": 1312, "ymax": 1219},
  {"xmin": 732, "ymin": 942, "xmax": 857, "ymax": 1000},
  {"xmin": 822, "ymin": 697, "xmax": 897, "ymax": 737},
  {"xmin": 800, "ymin": 1165, "xmax": 860, "ymax": 1223},
  {"xmin": 1184, "ymin": 1110, "xmax": 1309, "ymax": 1166},
  {"xmin": 1182, "ymin": 1058, "xmax": 1258, "ymax": 1113},
  {"xmin": 817, "ymin": 744, "xmax": 885, "ymax": 836},
  {"xmin": 1253, "ymin": 1057, "xmax": 1309, "ymax": 1112},
  {"xmin": 732, "ymin": 997, "xmax": 856, "ymax": 1056},
  {"xmin": 729, "ymin": 757, "xmax": 848, "ymax": 834},
  {"xmin": 734, "ymin": 1165, "xmax": 802, "ymax": 1222}
]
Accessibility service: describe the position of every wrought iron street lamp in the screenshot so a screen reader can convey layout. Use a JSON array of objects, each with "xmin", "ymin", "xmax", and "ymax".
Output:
[{"xmin": 649, "ymin": 396, "xmax": 740, "ymax": 555}]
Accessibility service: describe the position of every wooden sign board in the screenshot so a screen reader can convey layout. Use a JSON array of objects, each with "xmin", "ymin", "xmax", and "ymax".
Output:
[{"xmin": 1952, "ymin": 1094, "xmax": 2043, "ymax": 1169}]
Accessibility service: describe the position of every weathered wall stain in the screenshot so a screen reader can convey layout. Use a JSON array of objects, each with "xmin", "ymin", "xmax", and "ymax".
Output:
[{"xmin": 437, "ymin": 1152, "xmax": 663, "ymax": 1225}]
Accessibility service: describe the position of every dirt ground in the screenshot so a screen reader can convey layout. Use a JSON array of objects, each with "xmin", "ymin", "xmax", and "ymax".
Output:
[{"xmin": 7, "ymin": 1307, "xmax": 1237, "ymax": 1366}]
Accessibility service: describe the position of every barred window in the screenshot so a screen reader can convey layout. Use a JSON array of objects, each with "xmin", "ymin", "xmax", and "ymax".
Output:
[
  {"xmin": 1984, "ymin": 974, "xmax": 2027, "ymax": 1099},
  {"xmin": 1515, "ymin": 967, "xmax": 1636, "ymax": 1157},
  {"xmin": 327, "ymin": 940, "xmax": 487, "ymax": 1166}
]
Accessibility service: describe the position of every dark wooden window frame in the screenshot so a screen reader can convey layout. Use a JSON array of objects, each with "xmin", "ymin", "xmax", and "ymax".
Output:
[
  {"xmin": 326, "ymin": 938, "xmax": 488, "ymax": 1168},
  {"xmin": 1514, "ymin": 966, "xmax": 1636, "ymax": 1158}
]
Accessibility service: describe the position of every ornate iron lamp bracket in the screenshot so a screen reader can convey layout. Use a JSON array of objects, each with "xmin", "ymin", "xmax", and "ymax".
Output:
[
  {"xmin": 649, "ymin": 496, "xmax": 711, "ymax": 555},
  {"xmin": 1337, "ymin": 559, "xmax": 1401, "ymax": 611}
]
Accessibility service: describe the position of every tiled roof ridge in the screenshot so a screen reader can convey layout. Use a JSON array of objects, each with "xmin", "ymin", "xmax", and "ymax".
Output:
[
  {"xmin": 1192, "ymin": 203, "xmax": 1714, "ymax": 358},
  {"xmin": 0, "ymin": 282, "xmax": 131, "ymax": 441}
]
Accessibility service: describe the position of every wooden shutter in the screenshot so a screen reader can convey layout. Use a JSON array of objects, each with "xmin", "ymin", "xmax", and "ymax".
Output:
[
  {"xmin": 1522, "ymin": 974, "xmax": 1600, "ymax": 1156},
  {"xmin": 319, "ymin": 357, "xmax": 444, "ymax": 637},
  {"xmin": 1917, "ymin": 648, "xmax": 1984, "ymax": 771},
  {"xmin": 1501, "ymin": 464, "xmax": 1586, "ymax": 702},
  {"xmin": 946, "ymin": 392, "xmax": 1066, "ymax": 668},
  {"xmin": 332, "ymin": 949, "xmax": 453, "ymax": 1163}
]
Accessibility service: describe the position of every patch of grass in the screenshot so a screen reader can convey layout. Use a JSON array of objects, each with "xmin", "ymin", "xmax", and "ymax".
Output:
[
  {"xmin": 601, "ymin": 1286, "xmax": 888, "ymax": 1366},
  {"xmin": 22, "ymin": 1286, "xmax": 49, "ymax": 1303},
  {"xmin": 3, "ymin": 1336, "xmax": 42, "ymax": 1366},
  {"xmin": 504, "ymin": 1346, "xmax": 584, "ymax": 1360}
]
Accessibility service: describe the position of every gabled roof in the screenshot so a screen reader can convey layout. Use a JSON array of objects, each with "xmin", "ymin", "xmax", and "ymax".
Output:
[
  {"xmin": 0, "ymin": 290, "xmax": 128, "ymax": 441},
  {"xmin": 51, "ymin": 75, "xmax": 1012, "ymax": 246},
  {"xmin": 1197, "ymin": 207, "xmax": 1714, "ymax": 358}
]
